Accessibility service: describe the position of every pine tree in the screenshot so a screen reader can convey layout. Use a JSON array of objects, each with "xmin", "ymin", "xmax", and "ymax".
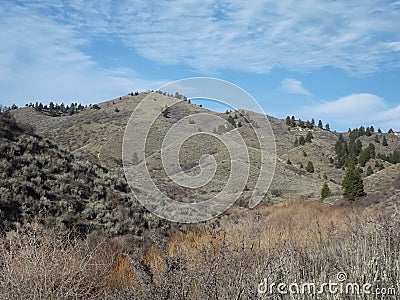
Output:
[
  {"xmin": 299, "ymin": 136, "xmax": 306, "ymax": 145},
  {"xmin": 359, "ymin": 148, "xmax": 370, "ymax": 167},
  {"xmin": 306, "ymin": 161, "xmax": 314, "ymax": 173},
  {"xmin": 227, "ymin": 115, "xmax": 236, "ymax": 128},
  {"xmin": 377, "ymin": 127, "xmax": 382, "ymax": 133},
  {"xmin": 321, "ymin": 182, "xmax": 331, "ymax": 199},
  {"xmin": 325, "ymin": 123, "xmax": 330, "ymax": 131},
  {"xmin": 294, "ymin": 137, "xmax": 299, "ymax": 147},
  {"xmin": 382, "ymin": 136, "xmax": 388, "ymax": 146},
  {"xmin": 318, "ymin": 120, "xmax": 323, "ymax": 129},
  {"xmin": 162, "ymin": 106, "xmax": 170, "ymax": 118},
  {"xmin": 286, "ymin": 116, "xmax": 291, "ymax": 126},
  {"xmin": 366, "ymin": 165, "xmax": 374, "ymax": 176},
  {"xmin": 368, "ymin": 143, "xmax": 375, "ymax": 159},
  {"xmin": 305, "ymin": 132, "xmax": 313, "ymax": 143},
  {"xmin": 355, "ymin": 139, "xmax": 363, "ymax": 155},
  {"xmin": 290, "ymin": 116, "xmax": 296, "ymax": 127},
  {"xmin": 342, "ymin": 166, "xmax": 365, "ymax": 201},
  {"xmin": 374, "ymin": 135, "xmax": 380, "ymax": 143}
]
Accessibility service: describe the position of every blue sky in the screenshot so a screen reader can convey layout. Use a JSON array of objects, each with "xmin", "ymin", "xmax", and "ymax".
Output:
[{"xmin": 1, "ymin": 1, "xmax": 400, "ymax": 131}]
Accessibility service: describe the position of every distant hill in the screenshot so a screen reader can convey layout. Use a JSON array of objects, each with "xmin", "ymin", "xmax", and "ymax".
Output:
[{"xmin": 9, "ymin": 92, "xmax": 400, "ymax": 206}]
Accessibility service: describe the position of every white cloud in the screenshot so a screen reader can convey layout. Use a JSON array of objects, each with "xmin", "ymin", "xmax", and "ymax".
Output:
[
  {"xmin": 302, "ymin": 93, "xmax": 400, "ymax": 130},
  {"xmin": 281, "ymin": 78, "xmax": 311, "ymax": 96},
  {"xmin": 0, "ymin": 3, "xmax": 166, "ymax": 105},
  {"xmin": 385, "ymin": 42, "xmax": 400, "ymax": 52},
  {"xmin": 10, "ymin": 0, "xmax": 398, "ymax": 75}
]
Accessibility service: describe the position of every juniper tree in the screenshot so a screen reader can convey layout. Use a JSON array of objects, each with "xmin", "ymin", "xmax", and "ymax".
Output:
[
  {"xmin": 342, "ymin": 166, "xmax": 365, "ymax": 201},
  {"xmin": 366, "ymin": 165, "xmax": 374, "ymax": 176},
  {"xmin": 306, "ymin": 161, "xmax": 314, "ymax": 173},
  {"xmin": 305, "ymin": 132, "xmax": 313, "ymax": 143},
  {"xmin": 382, "ymin": 136, "xmax": 388, "ymax": 146},
  {"xmin": 325, "ymin": 123, "xmax": 330, "ymax": 131},
  {"xmin": 321, "ymin": 182, "xmax": 331, "ymax": 199}
]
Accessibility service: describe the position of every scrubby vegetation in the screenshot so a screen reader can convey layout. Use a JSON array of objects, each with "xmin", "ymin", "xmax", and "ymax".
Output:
[
  {"xmin": 0, "ymin": 200, "xmax": 399, "ymax": 299},
  {"xmin": 0, "ymin": 112, "xmax": 169, "ymax": 236}
]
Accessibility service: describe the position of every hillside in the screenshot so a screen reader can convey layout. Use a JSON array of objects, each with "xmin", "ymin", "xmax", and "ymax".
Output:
[
  {"xmin": 0, "ymin": 111, "xmax": 173, "ymax": 237},
  {"xmin": 10, "ymin": 91, "xmax": 400, "ymax": 204}
]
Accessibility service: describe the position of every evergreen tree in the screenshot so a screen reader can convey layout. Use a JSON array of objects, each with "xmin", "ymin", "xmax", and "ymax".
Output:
[
  {"xmin": 294, "ymin": 137, "xmax": 299, "ymax": 147},
  {"xmin": 355, "ymin": 139, "xmax": 363, "ymax": 155},
  {"xmin": 321, "ymin": 182, "xmax": 331, "ymax": 199},
  {"xmin": 366, "ymin": 165, "xmax": 374, "ymax": 176},
  {"xmin": 290, "ymin": 116, "xmax": 296, "ymax": 127},
  {"xmin": 227, "ymin": 115, "xmax": 236, "ymax": 128},
  {"xmin": 382, "ymin": 136, "xmax": 388, "ymax": 146},
  {"xmin": 299, "ymin": 162, "xmax": 304, "ymax": 169},
  {"xmin": 374, "ymin": 135, "xmax": 380, "ymax": 143},
  {"xmin": 311, "ymin": 118, "xmax": 315, "ymax": 127},
  {"xmin": 305, "ymin": 132, "xmax": 313, "ymax": 143},
  {"xmin": 318, "ymin": 120, "xmax": 323, "ymax": 129},
  {"xmin": 377, "ymin": 127, "xmax": 382, "ymax": 133},
  {"xmin": 325, "ymin": 123, "xmax": 330, "ymax": 131},
  {"xmin": 368, "ymin": 143, "xmax": 375, "ymax": 159},
  {"xmin": 285, "ymin": 116, "xmax": 291, "ymax": 126},
  {"xmin": 359, "ymin": 148, "xmax": 370, "ymax": 167},
  {"xmin": 345, "ymin": 152, "xmax": 358, "ymax": 168},
  {"xmin": 162, "ymin": 106, "xmax": 170, "ymax": 118},
  {"xmin": 299, "ymin": 136, "xmax": 306, "ymax": 145},
  {"xmin": 388, "ymin": 128, "xmax": 394, "ymax": 133},
  {"xmin": 342, "ymin": 166, "xmax": 365, "ymax": 201},
  {"xmin": 306, "ymin": 161, "xmax": 314, "ymax": 173}
]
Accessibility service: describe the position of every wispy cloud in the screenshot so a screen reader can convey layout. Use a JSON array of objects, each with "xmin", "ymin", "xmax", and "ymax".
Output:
[
  {"xmin": 303, "ymin": 93, "xmax": 400, "ymax": 130},
  {"xmin": 0, "ymin": 3, "xmax": 166, "ymax": 104},
  {"xmin": 11, "ymin": 0, "xmax": 398, "ymax": 75},
  {"xmin": 281, "ymin": 78, "xmax": 311, "ymax": 96}
]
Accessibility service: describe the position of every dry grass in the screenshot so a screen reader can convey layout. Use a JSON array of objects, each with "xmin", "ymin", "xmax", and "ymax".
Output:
[{"xmin": 1, "ymin": 200, "xmax": 399, "ymax": 299}]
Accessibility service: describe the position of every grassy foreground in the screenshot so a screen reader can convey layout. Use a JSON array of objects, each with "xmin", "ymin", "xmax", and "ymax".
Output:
[{"xmin": 1, "ymin": 200, "xmax": 399, "ymax": 299}]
